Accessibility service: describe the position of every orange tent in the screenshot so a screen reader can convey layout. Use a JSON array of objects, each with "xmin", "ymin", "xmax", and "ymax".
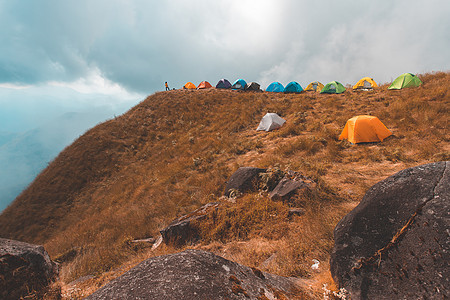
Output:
[
  {"xmin": 339, "ymin": 115, "xmax": 392, "ymax": 144},
  {"xmin": 197, "ymin": 81, "xmax": 212, "ymax": 89},
  {"xmin": 184, "ymin": 82, "xmax": 196, "ymax": 89}
]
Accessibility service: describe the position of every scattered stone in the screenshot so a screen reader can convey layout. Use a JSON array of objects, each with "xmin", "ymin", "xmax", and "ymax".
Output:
[
  {"xmin": 85, "ymin": 249, "xmax": 302, "ymax": 300},
  {"xmin": 130, "ymin": 237, "xmax": 156, "ymax": 244},
  {"xmin": 260, "ymin": 253, "xmax": 277, "ymax": 269},
  {"xmin": 288, "ymin": 208, "xmax": 306, "ymax": 218},
  {"xmin": 0, "ymin": 238, "xmax": 59, "ymax": 300},
  {"xmin": 151, "ymin": 235, "xmax": 163, "ymax": 251},
  {"xmin": 224, "ymin": 167, "xmax": 266, "ymax": 197},
  {"xmin": 330, "ymin": 161, "xmax": 449, "ymax": 299},
  {"xmin": 269, "ymin": 173, "xmax": 314, "ymax": 201},
  {"xmin": 160, "ymin": 202, "xmax": 220, "ymax": 247}
]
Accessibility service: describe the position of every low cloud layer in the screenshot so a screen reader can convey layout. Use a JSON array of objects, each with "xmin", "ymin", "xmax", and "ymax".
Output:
[{"xmin": 1, "ymin": 0, "xmax": 449, "ymax": 93}]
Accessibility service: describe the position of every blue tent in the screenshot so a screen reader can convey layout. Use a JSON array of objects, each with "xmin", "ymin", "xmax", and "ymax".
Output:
[
  {"xmin": 266, "ymin": 82, "xmax": 284, "ymax": 92},
  {"xmin": 216, "ymin": 79, "xmax": 232, "ymax": 89},
  {"xmin": 284, "ymin": 81, "xmax": 303, "ymax": 93},
  {"xmin": 231, "ymin": 79, "xmax": 247, "ymax": 90}
]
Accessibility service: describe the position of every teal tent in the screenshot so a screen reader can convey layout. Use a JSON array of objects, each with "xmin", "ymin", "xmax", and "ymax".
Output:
[
  {"xmin": 266, "ymin": 82, "xmax": 284, "ymax": 92},
  {"xmin": 284, "ymin": 81, "xmax": 303, "ymax": 93},
  {"xmin": 320, "ymin": 81, "xmax": 346, "ymax": 94},
  {"xmin": 231, "ymin": 79, "xmax": 247, "ymax": 90}
]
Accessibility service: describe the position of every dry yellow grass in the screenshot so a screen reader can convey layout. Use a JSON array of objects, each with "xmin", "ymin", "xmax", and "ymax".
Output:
[{"xmin": 0, "ymin": 72, "xmax": 448, "ymax": 299}]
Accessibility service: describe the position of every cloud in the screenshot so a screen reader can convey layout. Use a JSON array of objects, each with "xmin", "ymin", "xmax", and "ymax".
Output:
[
  {"xmin": 0, "ymin": 79, "xmax": 142, "ymax": 132},
  {"xmin": 2, "ymin": 0, "xmax": 447, "ymax": 93},
  {"xmin": 0, "ymin": 81, "xmax": 143, "ymax": 212}
]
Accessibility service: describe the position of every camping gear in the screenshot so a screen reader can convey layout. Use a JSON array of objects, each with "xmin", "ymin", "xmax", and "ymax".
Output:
[
  {"xmin": 388, "ymin": 73, "xmax": 423, "ymax": 90},
  {"xmin": 197, "ymin": 81, "xmax": 212, "ymax": 89},
  {"xmin": 339, "ymin": 115, "xmax": 392, "ymax": 144},
  {"xmin": 266, "ymin": 82, "xmax": 285, "ymax": 92},
  {"xmin": 304, "ymin": 81, "xmax": 324, "ymax": 92},
  {"xmin": 320, "ymin": 81, "xmax": 346, "ymax": 94},
  {"xmin": 184, "ymin": 82, "xmax": 196, "ymax": 89},
  {"xmin": 231, "ymin": 79, "xmax": 247, "ymax": 90},
  {"xmin": 216, "ymin": 79, "xmax": 232, "ymax": 89},
  {"xmin": 284, "ymin": 81, "xmax": 303, "ymax": 93},
  {"xmin": 257, "ymin": 113, "xmax": 286, "ymax": 132},
  {"xmin": 353, "ymin": 77, "xmax": 378, "ymax": 90},
  {"xmin": 245, "ymin": 82, "xmax": 261, "ymax": 91}
]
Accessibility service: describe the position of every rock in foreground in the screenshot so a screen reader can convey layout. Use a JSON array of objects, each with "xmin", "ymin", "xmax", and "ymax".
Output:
[
  {"xmin": 224, "ymin": 167, "xmax": 266, "ymax": 197},
  {"xmin": 86, "ymin": 249, "xmax": 302, "ymax": 299},
  {"xmin": 330, "ymin": 161, "xmax": 449, "ymax": 299},
  {"xmin": 0, "ymin": 238, "xmax": 59, "ymax": 300},
  {"xmin": 269, "ymin": 172, "xmax": 314, "ymax": 201}
]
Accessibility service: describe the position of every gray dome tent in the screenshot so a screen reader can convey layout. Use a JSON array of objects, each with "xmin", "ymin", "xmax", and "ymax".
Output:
[{"xmin": 256, "ymin": 113, "xmax": 286, "ymax": 131}]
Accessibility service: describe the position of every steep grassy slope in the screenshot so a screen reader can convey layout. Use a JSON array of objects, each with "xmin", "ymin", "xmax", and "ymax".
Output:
[{"xmin": 0, "ymin": 72, "xmax": 448, "ymax": 298}]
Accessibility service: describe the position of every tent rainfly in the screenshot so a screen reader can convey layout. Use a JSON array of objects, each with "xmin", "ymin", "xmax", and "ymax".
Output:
[
  {"xmin": 339, "ymin": 115, "xmax": 392, "ymax": 144},
  {"xmin": 353, "ymin": 77, "xmax": 378, "ymax": 90},
  {"xmin": 216, "ymin": 79, "xmax": 232, "ymax": 89},
  {"xmin": 266, "ymin": 82, "xmax": 285, "ymax": 92},
  {"xmin": 320, "ymin": 81, "xmax": 346, "ymax": 94},
  {"xmin": 231, "ymin": 79, "xmax": 247, "ymax": 90},
  {"xmin": 257, "ymin": 113, "xmax": 286, "ymax": 132},
  {"xmin": 304, "ymin": 81, "xmax": 324, "ymax": 92},
  {"xmin": 184, "ymin": 82, "xmax": 196, "ymax": 89},
  {"xmin": 284, "ymin": 81, "xmax": 303, "ymax": 93},
  {"xmin": 388, "ymin": 73, "xmax": 423, "ymax": 90}
]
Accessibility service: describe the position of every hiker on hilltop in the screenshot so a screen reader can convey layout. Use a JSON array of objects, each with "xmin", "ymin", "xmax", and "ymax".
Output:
[{"xmin": 165, "ymin": 82, "xmax": 170, "ymax": 91}]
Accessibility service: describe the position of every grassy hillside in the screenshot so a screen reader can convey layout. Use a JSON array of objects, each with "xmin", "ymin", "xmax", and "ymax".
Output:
[{"xmin": 0, "ymin": 72, "xmax": 448, "ymax": 298}]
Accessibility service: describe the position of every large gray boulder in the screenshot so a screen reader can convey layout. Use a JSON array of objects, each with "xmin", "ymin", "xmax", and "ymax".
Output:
[
  {"xmin": 330, "ymin": 161, "xmax": 449, "ymax": 299},
  {"xmin": 224, "ymin": 167, "xmax": 266, "ymax": 197},
  {"xmin": 86, "ymin": 249, "xmax": 302, "ymax": 299},
  {"xmin": 160, "ymin": 202, "xmax": 220, "ymax": 247},
  {"xmin": 0, "ymin": 238, "xmax": 59, "ymax": 300}
]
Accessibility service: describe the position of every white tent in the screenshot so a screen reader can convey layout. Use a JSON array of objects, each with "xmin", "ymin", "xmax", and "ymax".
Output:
[{"xmin": 256, "ymin": 113, "xmax": 286, "ymax": 132}]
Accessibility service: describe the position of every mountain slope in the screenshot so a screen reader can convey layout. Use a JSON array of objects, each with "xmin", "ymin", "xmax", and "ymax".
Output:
[{"xmin": 0, "ymin": 72, "xmax": 448, "ymax": 297}]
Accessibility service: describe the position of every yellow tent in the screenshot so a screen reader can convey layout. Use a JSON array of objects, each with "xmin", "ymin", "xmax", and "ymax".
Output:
[
  {"xmin": 304, "ymin": 81, "xmax": 324, "ymax": 92},
  {"xmin": 353, "ymin": 77, "xmax": 378, "ymax": 90},
  {"xmin": 339, "ymin": 115, "xmax": 392, "ymax": 144},
  {"xmin": 184, "ymin": 82, "xmax": 196, "ymax": 89}
]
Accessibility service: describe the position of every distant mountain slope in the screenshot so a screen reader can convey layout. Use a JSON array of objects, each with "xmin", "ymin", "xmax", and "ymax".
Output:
[
  {"xmin": 0, "ymin": 72, "xmax": 448, "ymax": 296},
  {"xmin": 0, "ymin": 112, "xmax": 118, "ymax": 212}
]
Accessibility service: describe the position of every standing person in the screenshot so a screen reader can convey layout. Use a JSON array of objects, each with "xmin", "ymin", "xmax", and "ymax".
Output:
[{"xmin": 165, "ymin": 81, "xmax": 170, "ymax": 91}]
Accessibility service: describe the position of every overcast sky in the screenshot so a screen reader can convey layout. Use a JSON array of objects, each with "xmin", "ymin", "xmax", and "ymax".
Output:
[{"xmin": 1, "ymin": 0, "xmax": 449, "ymax": 95}]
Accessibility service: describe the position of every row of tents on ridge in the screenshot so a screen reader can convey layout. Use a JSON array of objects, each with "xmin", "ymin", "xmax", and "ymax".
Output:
[{"xmin": 180, "ymin": 73, "xmax": 423, "ymax": 93}]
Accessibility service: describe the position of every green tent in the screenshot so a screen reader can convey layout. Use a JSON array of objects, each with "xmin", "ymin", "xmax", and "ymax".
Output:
[
  {"xmin": 320, "ymin": 81, "xmax": 346, "ymax": 94},
  {"xmin": 388, "ymin": 73, "xmax": 423, "ymax": 90}
]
